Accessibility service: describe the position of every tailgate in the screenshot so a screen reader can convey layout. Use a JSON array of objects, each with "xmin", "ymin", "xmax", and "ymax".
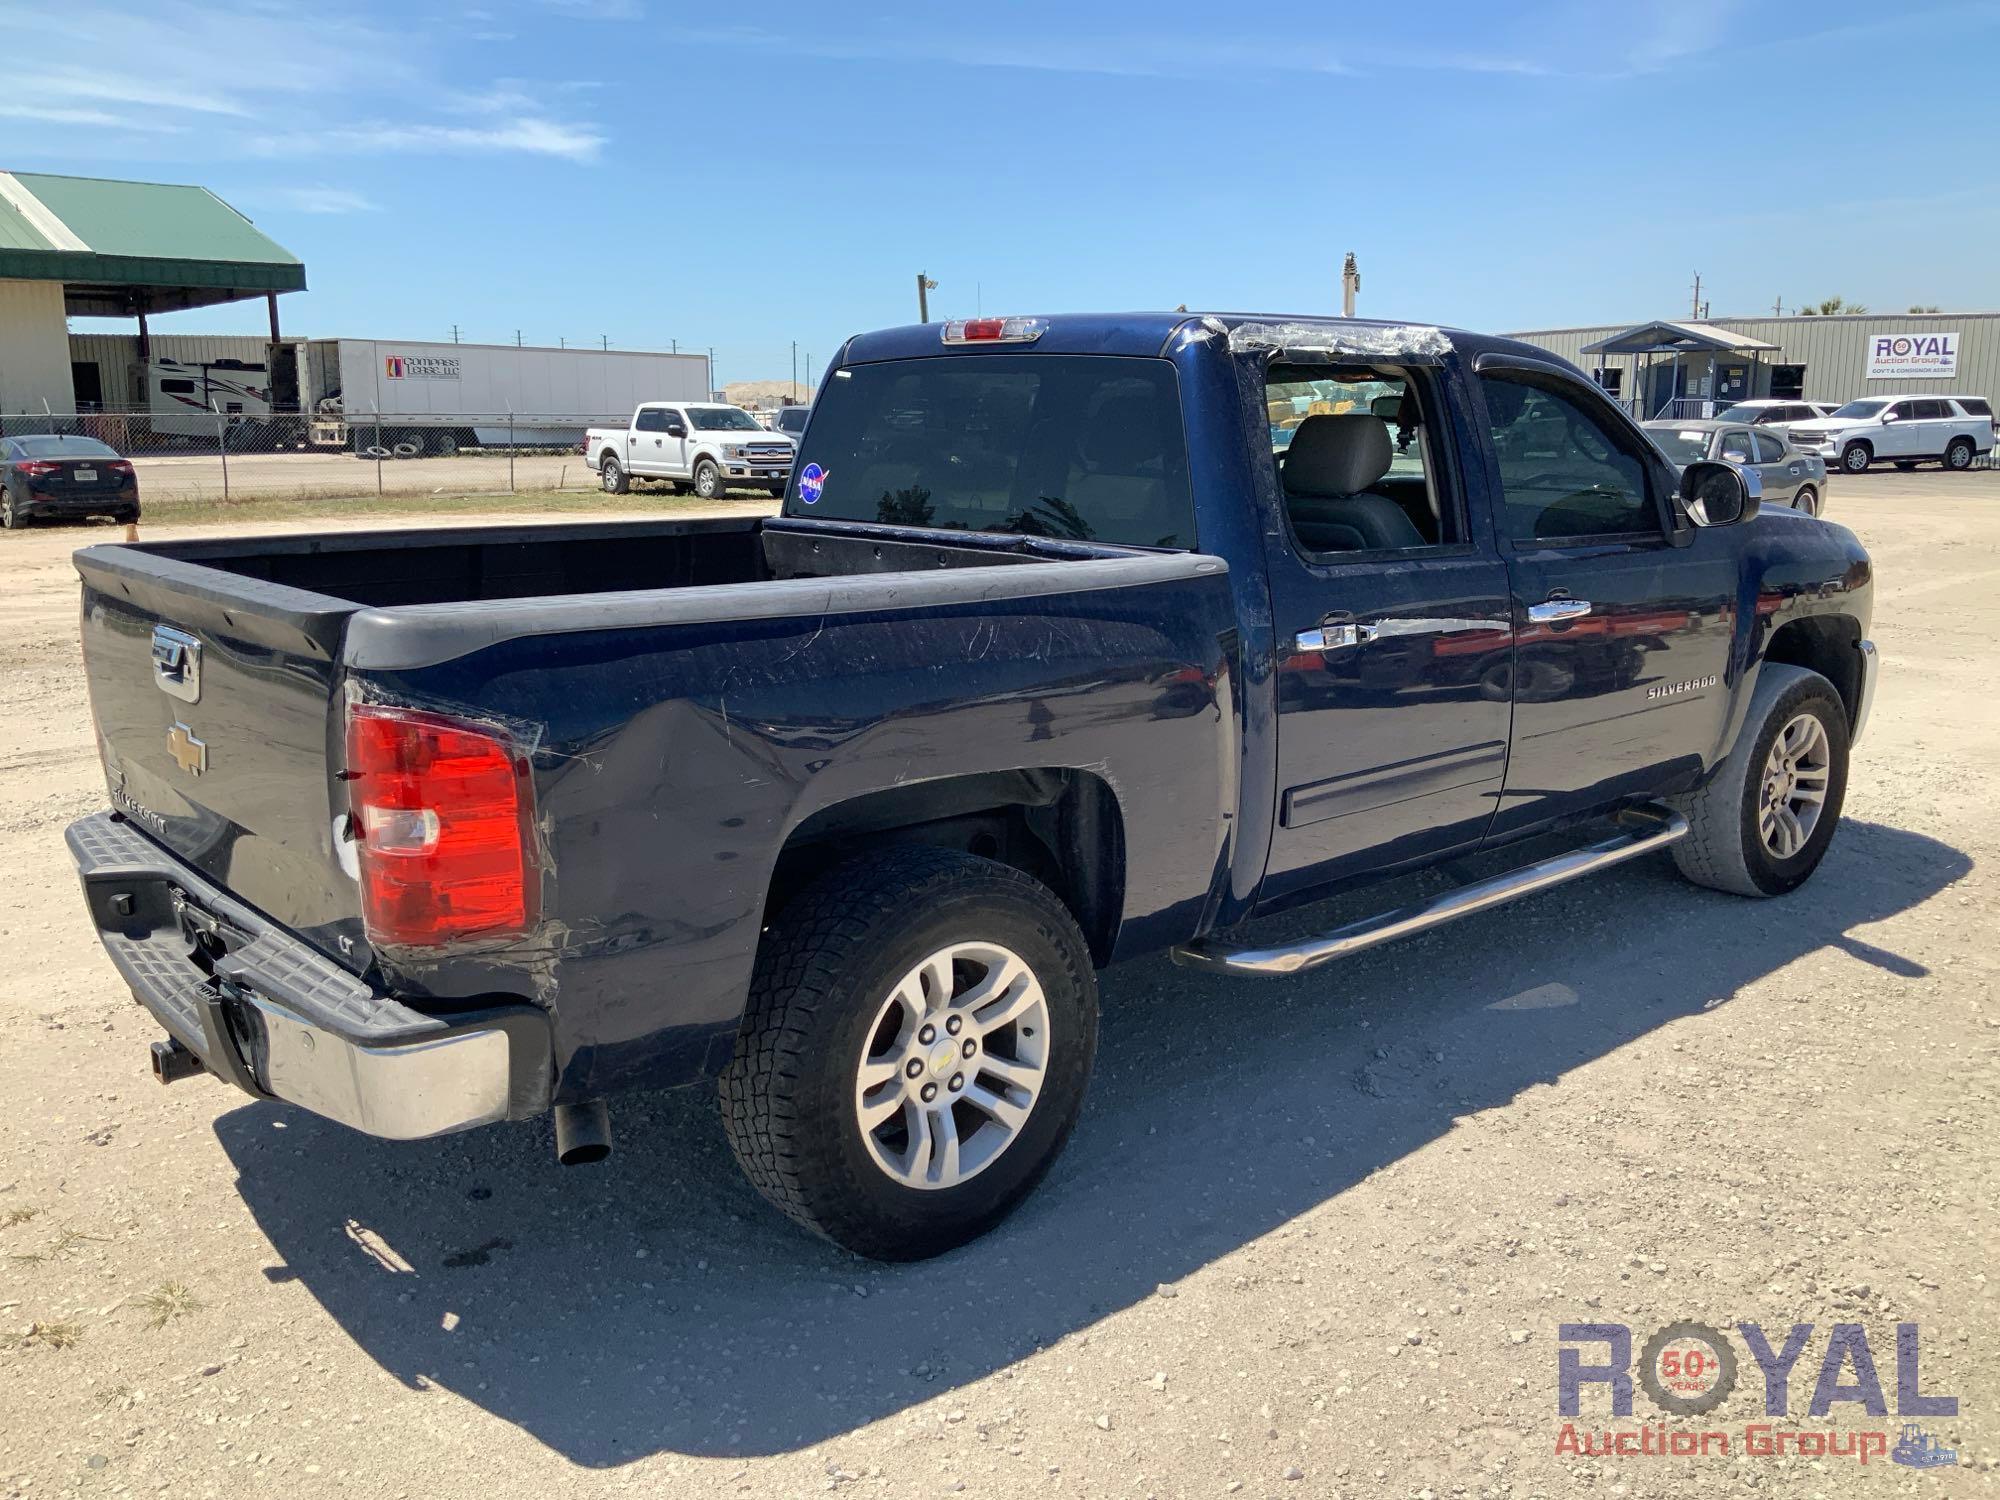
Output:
[{"xmin": 74, "ymin": 544, "xmax": 362, "ymax": 955}]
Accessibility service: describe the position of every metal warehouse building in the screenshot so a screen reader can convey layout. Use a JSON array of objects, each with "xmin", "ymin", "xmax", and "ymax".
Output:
[
  {"xmin": 1507, "ymin": 312, "xmax": 2000, "ymax": 420},
  {"xmin": 0, "ymin": 170, "xmax": 304, "ymax": 413}
]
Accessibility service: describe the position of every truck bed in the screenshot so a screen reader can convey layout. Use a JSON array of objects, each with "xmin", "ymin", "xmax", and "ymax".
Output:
[{"xmin": 72, "ymin": 515, "xmax": 1237, "ymax": 1069}]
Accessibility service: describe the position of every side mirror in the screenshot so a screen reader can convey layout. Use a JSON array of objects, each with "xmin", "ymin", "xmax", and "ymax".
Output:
[
  {"xmin": 1681, "ymin": 460, "xmax": 1762, "ymax": 527},
  {"xmin": 666, "ymin": 422, "xmax": 687, "ymax": 438},
  {"xmin": 1880, "ymin": 412, "xmax": 1897, "ymax": 423}
]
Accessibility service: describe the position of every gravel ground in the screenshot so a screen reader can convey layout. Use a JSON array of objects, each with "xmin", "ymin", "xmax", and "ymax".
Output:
[{"xmin": 0, "ymin": 475, "xmax": 1994, "ymax": 1499}]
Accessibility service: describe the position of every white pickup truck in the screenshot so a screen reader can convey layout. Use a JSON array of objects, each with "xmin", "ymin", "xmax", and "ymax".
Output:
[{"xmin": 586, "ymin": 402, "xmax": 796, "ymax": 498}]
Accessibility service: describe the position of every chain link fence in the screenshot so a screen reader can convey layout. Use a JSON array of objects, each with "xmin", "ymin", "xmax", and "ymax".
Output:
[{"xmin": 0, "ymin": 410, "xmax": 631, "ymax": 507}]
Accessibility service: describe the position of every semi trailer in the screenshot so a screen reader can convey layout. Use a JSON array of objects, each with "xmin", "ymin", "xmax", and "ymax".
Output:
[{"xmin": 66, "ymin": 334, "xmax": 711, "ymax": 455}]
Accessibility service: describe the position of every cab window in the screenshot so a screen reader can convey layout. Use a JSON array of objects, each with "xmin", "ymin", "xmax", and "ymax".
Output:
[
  {"xmin": 1265, "ymin": 363, "xmax": 1458, "ymax": 555},
  {"xmin": 1479, "ymin": 372, "xmax": 1660, "ymax": 542},
  {"xmin": 634, "ymin": 408, "xmax": 667, "ymax": 433}
]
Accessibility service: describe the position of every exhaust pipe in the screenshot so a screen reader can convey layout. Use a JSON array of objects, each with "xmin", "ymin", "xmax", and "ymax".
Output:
[
  {"xmin": 150, "ymin": 1037, "xmax": 205, "ymax": 1084},
  {"xmin": 553, "ymin": 1100, "xmax": 612, "ymax": 1166}
]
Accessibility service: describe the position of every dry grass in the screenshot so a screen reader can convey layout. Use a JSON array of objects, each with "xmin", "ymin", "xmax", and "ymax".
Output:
[
  {"xmin": 130, "ymin": 1282, "xmax": 202, "ymax": 1331},
  {"xmin": 1, "ymin": 1206, "xmax": 39, "ymax": 1228},
  {"xmin": 4, "ymin": 1320, "xmax": 83, "ymax": 1351}
]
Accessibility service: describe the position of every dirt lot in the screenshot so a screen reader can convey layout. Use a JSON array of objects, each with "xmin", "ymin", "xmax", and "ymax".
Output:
[{"xmin": 0, "ymin": 475, "xmax": 1994, "ymax": 1498}]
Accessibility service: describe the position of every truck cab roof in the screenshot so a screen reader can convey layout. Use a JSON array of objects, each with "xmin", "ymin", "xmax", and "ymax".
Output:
[{"xmin": 837, "ymin": 312, "xmax": 1544, "ymax": 368}]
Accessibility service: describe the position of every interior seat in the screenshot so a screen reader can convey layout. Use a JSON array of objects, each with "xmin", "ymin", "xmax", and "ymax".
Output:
[{"xmin": 1281, "ymin": 413, "xmax": 1424, "ymax": 552}]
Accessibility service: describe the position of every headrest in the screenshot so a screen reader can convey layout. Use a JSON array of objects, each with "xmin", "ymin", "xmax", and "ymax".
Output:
[
  {"xmin": 1078, "ymin": 393, "xmax": 1159, "ymax": 472},
  {"xmin": 1284, "ymin": 413, "xmax": 1392, "ymax": 496}
]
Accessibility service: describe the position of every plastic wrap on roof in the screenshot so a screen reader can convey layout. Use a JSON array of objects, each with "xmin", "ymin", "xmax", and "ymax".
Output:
[{"xmin": 1228, "ymin": 320, "xmax": 1452, "ymax": 363}]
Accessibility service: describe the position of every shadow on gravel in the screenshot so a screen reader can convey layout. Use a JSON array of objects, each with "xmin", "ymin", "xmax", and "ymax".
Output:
[{"xmin": 215, "ymin": 817, "xmax": 1967, "ymax": 1464}]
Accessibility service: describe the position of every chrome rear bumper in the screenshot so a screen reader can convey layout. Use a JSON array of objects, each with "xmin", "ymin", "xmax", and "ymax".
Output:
[{"xmin": 67, "ymin": 812, "xmax": 550, "ymax": 1140}]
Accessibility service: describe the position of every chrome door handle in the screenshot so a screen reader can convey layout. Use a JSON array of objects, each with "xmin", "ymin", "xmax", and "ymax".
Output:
[
  {"xmin": 1296, "ymin": 624, "xmax": 1361, "ymax": 652},
  {"xmin": 1527, "ymin": 599, "xmax": 1593, "ymax": 623}
]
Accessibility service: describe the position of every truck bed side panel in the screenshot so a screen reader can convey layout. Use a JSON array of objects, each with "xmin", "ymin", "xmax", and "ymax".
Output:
[{"xmin": 351, "ymin": 567, "xmax": 1240, "ymax": 1099}]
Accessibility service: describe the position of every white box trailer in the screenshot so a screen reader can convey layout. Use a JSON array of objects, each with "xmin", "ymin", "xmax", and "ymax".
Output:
[
  {"xmin": 298, "ymin": 339, "xmax": 712, "ymax": 454},
  {"xmin": 62, "ymin": 333, "xmax": 711, "ymax": 456}
]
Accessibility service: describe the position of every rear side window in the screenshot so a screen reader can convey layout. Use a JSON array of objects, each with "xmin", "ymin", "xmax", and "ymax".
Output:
[
  {"xmin": 1955, "ymin": 398, "xmax": 1992, "ymax": 417},
  {"xmin": 788, "ymin": 355, "xmax": 1194, "ymax": 547},
  {"xmin": 1752, "ymin": 432, "xmax": 1786, "ymax": 462}
]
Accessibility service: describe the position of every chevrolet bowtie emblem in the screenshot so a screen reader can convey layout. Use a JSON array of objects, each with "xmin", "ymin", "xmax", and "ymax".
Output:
[{"xmin": 167, "ymin": 722, "xmax": 207, "ymax": 777}]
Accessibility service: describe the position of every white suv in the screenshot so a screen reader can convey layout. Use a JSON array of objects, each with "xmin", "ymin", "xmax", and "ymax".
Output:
[{"xmin": 1786, "ymin": 396, "xmax": 1994, "ymax": 473}]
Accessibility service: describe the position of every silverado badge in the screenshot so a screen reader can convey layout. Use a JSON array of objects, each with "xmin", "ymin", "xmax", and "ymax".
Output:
[{"xmin": 167, "ymin": 722, "xmax": 208, "ymax": 777}]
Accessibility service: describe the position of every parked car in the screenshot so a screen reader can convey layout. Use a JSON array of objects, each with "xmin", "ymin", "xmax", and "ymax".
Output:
[
  {"xmin": 770, "ymin": 404, "xmax": 811, "ymax": 440},
  {"xmin": 1643, "ymin": 419, "xmax": 1829, "ymax": 516},
  {"xmin": 1785, "ymin": 395, "xmax": 1994, "ymax": 473},
  {"xmin": 1, "ymin": 434, "xmax": 139, "ymax": 528},
  {"xmin": 1713, "ymin": 399, "xmax": 1834, "ymax": 437},
  {"xmin": 65, "ymin": 312, "xmax": 1875, "ymax": 1260},
  {"xmin": 585, "ymin": 402, "xmax": 795, "ymax": 499}
]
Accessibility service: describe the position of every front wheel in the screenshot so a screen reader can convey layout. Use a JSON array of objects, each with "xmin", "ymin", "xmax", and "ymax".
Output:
[
  {"xmin": 720, "ymin": 847, "xmax": 1098, "ymax": 1261},
  {"xmin": 1945, "ymin": 437, "xmax": 1975, "ymax": 471},
  {"xmin": 1841, "ymin": 442, "xmax": 1872, "ymax": 474},
  {"xmin": 599, "ymin": 455, "xmax": 628, "ymax": 494},
  {"xmin": 692, "ymin": 458, "xmax": 725, "ymax": 499},
  {"xmin": 1668, "ymin": 663, "xmax": 1849, "ymax": 897},
  {"xmin": 0, "ymin": 491, "xmax": 22, "ymax": 529}
]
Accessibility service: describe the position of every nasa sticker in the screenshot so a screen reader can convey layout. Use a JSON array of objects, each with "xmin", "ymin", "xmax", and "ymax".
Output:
[{"xmin": 798, "ymin": 462, "xmax": 827, "ymax": 505}]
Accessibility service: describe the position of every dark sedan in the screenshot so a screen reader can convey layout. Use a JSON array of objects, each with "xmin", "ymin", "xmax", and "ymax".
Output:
[{"xmin": 1, "ymin": 435, "xmax": 140, "ymax": 528}]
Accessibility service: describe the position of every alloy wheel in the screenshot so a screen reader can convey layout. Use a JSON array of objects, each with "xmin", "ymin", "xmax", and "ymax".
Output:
[
  {"xmin": 852, "ymin": 942, "xmax": 1050, "ymax": 1190},
  {"xmin": 1759, "ymin": 712, "xmax": 1831, "ymax": 859}
]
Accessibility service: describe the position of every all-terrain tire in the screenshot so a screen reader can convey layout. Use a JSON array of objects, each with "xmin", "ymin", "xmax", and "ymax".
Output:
[
  {"xmin": 1668, "ymin": 663, "xmax": 1850, "ymax": 897},
  {"xmin": 719, "ymin": 847, "xmax": 1098, "ymax": 1261}
]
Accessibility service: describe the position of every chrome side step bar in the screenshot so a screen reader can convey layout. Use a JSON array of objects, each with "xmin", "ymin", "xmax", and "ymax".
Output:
[{"xmin": 1171, "ymin": 804, "xmax": 1688, "ymax": 977}]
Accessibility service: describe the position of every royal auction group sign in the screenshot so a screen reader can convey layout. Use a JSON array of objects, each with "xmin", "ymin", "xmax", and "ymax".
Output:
[{"xmin": 1865, "ymin": 331, "xmax": 1958, "ymax": 379}]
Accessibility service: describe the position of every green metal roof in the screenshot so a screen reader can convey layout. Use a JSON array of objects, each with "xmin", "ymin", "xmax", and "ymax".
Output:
[{"xmin": 0, "ymin": 171, "xmax": 305, "ymax": 315}]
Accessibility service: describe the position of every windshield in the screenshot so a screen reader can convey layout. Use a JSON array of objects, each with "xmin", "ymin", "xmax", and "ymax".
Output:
[
  {"xmin": 1713, "ymin": 404, "xmax": 1766, "ymax": 423},
  {"xmin": 787, "ymin": 354, "xmax": 1194, "ymax": 547},
  {"xmin": 688, "ymin": 406, "xmax": 764, "ymax": 432},
  {"xmin": 1829, "ymin": 399, "xmax": 1887, "ymax": 420},
  {"xmin": 1646, "ymin": 428, "xmax": 1712, "ymax": 464},
  {"xmin": 12, "ymin": 435, "xmax": 119, "ymax": 459}
]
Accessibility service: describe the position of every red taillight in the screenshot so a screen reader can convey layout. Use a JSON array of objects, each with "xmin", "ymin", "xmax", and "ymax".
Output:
[
  {"xmin": 108, "ymin": 460, "xmax": 134, "ymax": 475},
  {"xmin": 15, "ymin": 460, "xmax": 59, "ymax": 477},
  {"xmin": 940, "ymin": 316, "xmax": 1047, "ymax": 345},
  {"xmin": 344, "ymin": 704, "xmax": 537, "ymax": 946}
]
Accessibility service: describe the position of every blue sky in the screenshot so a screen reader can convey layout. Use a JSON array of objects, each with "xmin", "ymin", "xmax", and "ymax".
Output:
[{"xmin": 5, "ymin": 0, "xmax": 1997, "ymax": 386}]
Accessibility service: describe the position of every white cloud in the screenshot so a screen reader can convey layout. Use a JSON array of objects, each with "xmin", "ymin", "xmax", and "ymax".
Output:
[
  {"xmin": 0, "ymin": 0, "xmax": 607, "ymax": 162},
  {"xmin": 258, "ymin": 118, "xmax": 607, "ymax": 162},
  {"xmin": 276, "ymin": 186, "xmax": 383, "ymax": 215},
  {"xmin": 540, "ymin": 0, "xmax": 643, "ymax": 18}
]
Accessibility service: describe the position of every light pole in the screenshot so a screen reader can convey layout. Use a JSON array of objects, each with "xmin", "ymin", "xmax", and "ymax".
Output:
[{"xmin": 917, "ymin": 273, "xmax": 939, "ymax": 323}]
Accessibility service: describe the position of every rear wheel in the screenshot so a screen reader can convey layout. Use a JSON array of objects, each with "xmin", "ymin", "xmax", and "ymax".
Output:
[
  {"xmin": 1945, "ymin": 437, "xmax": 1975, "ymax": 471},
  {"xmin": 1792, "ymin": 485, "xmax": 1820, "ymax": 517},
  {"xmin": 599, "ymin": 454, "xmax": 628, "ymax": 494},
  {"xmin": 720, "ymin": 847, "xmax": 1098, "ymax": 1261},
  {"xmin": 1668, "ymin": 663, "xmax": 1849, "ymax": 897},
  {"xmin": 692, "ymin": 458, "xmax": 725, "ymax": 499},
  {"xmin": 1841, "ymin": 442, "xmax": 1872, "ymax": 474}
]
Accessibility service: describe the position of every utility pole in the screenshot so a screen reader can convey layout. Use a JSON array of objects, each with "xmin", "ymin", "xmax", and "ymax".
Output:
[
  {"xmin": 515, "ymin": 330, "xmax": 523, "ymax": 347},
  {"xmin": 708, "ymin": 346, "xmax": 717, "ymax": 398},
  {"xmin": 805, "ymin": 353, "xmax": 812, "ymax": 396},
  {"xmin": 791, "ymin": 341, "xmax": 799, "ymax": 402},
  {"xmin": 917, "ymin": 273, "xmax": 938, "ymax": 323},
  {"xmin": 671, "ymin": 339, "xmax": 678, "ymax": 354},
  {"xmin": 1772, "ymin": 296, "xmax": 1784, "ymax": 317},
  {"xmin": 558, "ymin": 337, "xmax": 565, "ymax": 348},
  {"xmin": 1690, "ymin": 273, "xmax": 1704, "ymax": 321},
  {"xmin": 1340, "ymin": 252, "xmax": 1360, "ymax": 318},
  {"xmin": 450, "ymin": 324, "xmax": 461, "ymax": 344},
  {"xmin": 600, "ymin": 335, "xmax": 609, "ymax": 351}
]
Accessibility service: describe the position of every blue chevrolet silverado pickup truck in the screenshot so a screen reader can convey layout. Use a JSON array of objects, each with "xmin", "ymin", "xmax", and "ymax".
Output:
[{"xmin": 66, "ymin": 312, "xmax": 1875, "ymax": 1259}]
